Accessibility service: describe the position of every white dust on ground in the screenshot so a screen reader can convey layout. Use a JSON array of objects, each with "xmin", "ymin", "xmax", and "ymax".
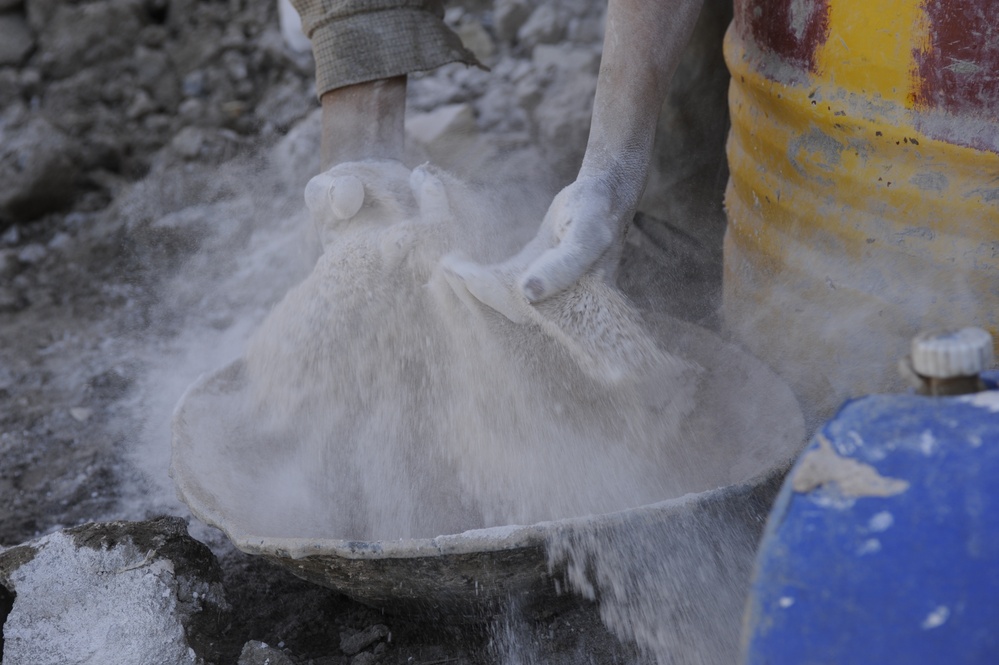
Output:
[
  {"xmin": 3, "ymin": 532, "xmax": 198, "ymax": 665},
  {"xmin": 228, "ymin": 160, "xmax": 707, "ymax": 541}
]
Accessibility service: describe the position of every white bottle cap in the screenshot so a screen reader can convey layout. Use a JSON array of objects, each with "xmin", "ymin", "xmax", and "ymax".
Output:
[{"xmin": 911, "ymin": 327, "xmax": 995, "ymax": 378}]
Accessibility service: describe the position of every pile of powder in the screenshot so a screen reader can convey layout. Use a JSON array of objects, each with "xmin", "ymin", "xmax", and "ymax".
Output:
[{"xmin": 238, "ymin": 161, "xmax": 703, "ymax": 540}]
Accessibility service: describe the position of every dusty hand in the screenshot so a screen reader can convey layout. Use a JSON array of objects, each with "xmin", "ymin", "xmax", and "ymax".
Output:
[
  {"xmin": 304, "ymin": 160, "xmax": 416, "ymax": 246},
  {"xmin": 305, "ymin": 76, "xmax": 411, "ymax": 243},
  {"xmin": 516, "ymin": 175, "xmax": 627, "ymax": 302},
  {"xmin": 440, "ymin": 174, "xmax": 631, "ymax": 323},
  {"xmin": 443, "ymin": 0, "xmax": 704, "ymax": 318}
]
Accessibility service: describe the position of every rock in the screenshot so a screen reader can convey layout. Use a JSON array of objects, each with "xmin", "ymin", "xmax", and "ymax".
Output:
[
  {"xmin": 44, "ymin": 68, "xmax": 106, "ymax": 120},
  {"xmin": 143, "ymin": 113, "xmax": 173, "ymax": 139},
  {"xmin": 220, "ymin": 23, "xmax": 246, "ymax": 49},
  {"xmin": 16, "ymin": 243, "xmax": 45, "ymax": 264},
  {"xmin": 490, "ymin": 55, "xmax": 531, "ymax": 82},
  {"xmin": 407, "ymin": 74, "xmax": 469, "ymax": 113},
  {"xmin": 515, "ymin": 75, "xmax": 544, "ymax": 113},
  {"xmin": 69, "ymin": 406, "xmax": 92, "ymax": 422},
  {"xmin": 0, "ymin": 517, "xmax": 229, "ymax": 665},
  {"xmin": 86, "ymin": 366, "xmax": 135, "ymax": 400},
  {"xmin": 126, "ymin": 89, "xmax": 157, "ymax": 120},
  {"xmin": 0, "ymin": 0, "xmax": 22, "ymax": 12},
  {"xmin": 0, "ymin": 115, "xmax": 80, "ymax": 224},
  {"xmin": 222, "ymin": 50, "xmax": 249, "ymax": 83},
  {"xmin": 277, "ymin": 0, "xmax": 310, "ymax": 54},
  {"xmin": 37, "ymin": 0, "xmax": 143, "ymax": 79},
  {"xmin": 475, "ymin": 83, "xmax": 529, "ymax": 134},
  {"xmin": 181, "ymin": 69, "xmax": 207, "ymax": 98},
  {"xmin": 0, "ymin": 285, "xmax": 28, "ymax": 312},
  {"xmin": 24, "ymin": 0, "xmax": 57, "ymax": 32},
  {"xmin": 170, "ymin": 126, "xmax": 245, "ymax": 165},
  {"xmin": 494, "ymin": 0, "xmax": 531, "ymax": 43},
  {"xmin": 0, "ymin": 14, "xmax": 34, "ymax": 66},
  {"xmin": 238, "ymin": 640, "xmax": 296, "ymax": 665},
  {"xmin": 253, "ymin": 73, "xmax": 312, "ymax": 133},
  {"xmin": 269, "ymin": 108, "xmax": 321, "ymax": 192},
  {"xmin": 1, "ymin": 225, "xmax": 19, "ymax": 245},
  {"xmin": 406, "ymin": 103, "xmax": 478, "ymax": 162},
  {"xmin": 532, "ymin": 71, "xmax": 598, "ymax": 182},
  {"xmin": 133, "ymin": 45, "xmax": 180, "ymax": 110},
  {"xmin": 46, "ymin": 231, "xmax": 72, "ymax": 252},
  {"xmin": 140, "ymin": 24, "xmax": 168, "ymax": 48},
  {"xmin": 407, "ymin": 102, "xmax": 476, "ymax": 142},
  {"xmin": 454, "ymin": 18, "xmax": 494, "ymax": 61},
  {"xmin": 169, "ymin": 22, "xmax": 223, "ymax": 76},
  {"xmin": 171, "ymin": 126, "xmax": 208, "ymax": 160},
  {"xmin": 17, "ymin": 66, "xmax": 39, "ymax": 94},
  {"xmin": 0, "ymin": 67, "xmax": 19, "ymax": 104},
  {"xmin": 351, "ymin": 652, "xmax": 378, "ymax": 665},
  {"xmin": 178, "ymin": 97, "xmax": 205, "ymax": 120},
  {"xmin": 62, "ymin": 211, "xmax": 89, "ymax": 228},
  {"xmin": 339, "ymin": 624, "xmax": 390, "ymax": 656},
  {"xmin": 517, "ymin": 5, "xmax": 564, "ymax": 49},
  {"xmin": 0, "ymin": 247, "xmax": 14, "ymax": 276},
  {"xmin": 532, "ymin": 44, "xmax": 601, "ymax": 76}
]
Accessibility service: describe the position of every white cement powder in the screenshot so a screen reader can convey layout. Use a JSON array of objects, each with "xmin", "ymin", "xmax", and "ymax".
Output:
[{"xmin": 238, "ymin": 161, "xmax": 703, "ymax": 540}]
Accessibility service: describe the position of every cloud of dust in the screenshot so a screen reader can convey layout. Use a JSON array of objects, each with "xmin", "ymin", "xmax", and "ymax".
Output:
[
  {"xmin": 114, "ymin": 17, "xmax": 815, "ymax": 658},
  {"xmin": 120, "ymin": 116, "xmax": 322, "ymax": 529},
  {"xmin": 721, "ymin": 221, "xmax": 992, "ymax": 429},
  {"xmin": 147, "ymin": 119, "xmax": 805, "ymax": 664},
  {"xmin": 217, "ymin": 159, "xmax": 708, "ymax": 541}
]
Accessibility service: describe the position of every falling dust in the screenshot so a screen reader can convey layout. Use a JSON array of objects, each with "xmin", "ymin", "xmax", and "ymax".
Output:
[
  {"xmin": 163, "ymin": 145, "xmax": 806, "ymax": 665},
  {"xmin": 233, "ymin": 159, "xmax": 707, "ymax": 540},
  {"xmin": 2, "ymin": 0, "xmax": 805, "ymax": 659},
  {"xmin": 126, "ymin": 69, "xmax": 811, "ymax": 665}
]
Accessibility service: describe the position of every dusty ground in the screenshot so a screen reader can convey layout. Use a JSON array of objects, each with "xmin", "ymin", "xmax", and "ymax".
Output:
[{"xmin": 0, "ymin": 0, "xmax": 731, "ymax": 661}]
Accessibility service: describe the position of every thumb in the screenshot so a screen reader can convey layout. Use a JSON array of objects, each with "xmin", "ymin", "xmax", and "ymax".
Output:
[{"xmin": 519, "ymin": 218, "xmax": 613, "ymax": 302}]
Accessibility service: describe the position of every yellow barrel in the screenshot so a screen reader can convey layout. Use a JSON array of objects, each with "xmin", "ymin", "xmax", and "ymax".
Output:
[{"xmin": 723, "ymin": 0, "xmax": 999, "ymax": 419}]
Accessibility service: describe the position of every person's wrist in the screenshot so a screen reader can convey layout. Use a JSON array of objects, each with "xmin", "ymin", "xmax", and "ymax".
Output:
[
  {"xmin": 319, "ymin": 76, "xmax": 407, "ymax": 169},
  {"xmin": 574, "ymin": 163, "xmax": 643, "ymax": 223}
]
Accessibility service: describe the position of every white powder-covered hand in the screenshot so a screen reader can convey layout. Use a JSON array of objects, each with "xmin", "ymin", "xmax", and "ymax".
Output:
[
  {"xmin": 517, "ymin": 175, "xmax": 626, "ymax": 303},
  {"xmin": 303, "ymin": 159, "xmax": 416, "ymax": 249},
  {"xmin": 440, "ymin": 173, "xmax": 630, "ymax": 322},
  {"xmin": 462, "ymin": 0, "xmax": 704, "ymax": 312}
]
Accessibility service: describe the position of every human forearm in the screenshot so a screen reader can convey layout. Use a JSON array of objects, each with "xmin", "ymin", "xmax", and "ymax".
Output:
[
  {"xmin": 580, "ymin": 0, "xmax": 705, "ymax": 205},
  {"xmin": 320, "ymin": 77, "xmax": 407, "ymax": 169}
]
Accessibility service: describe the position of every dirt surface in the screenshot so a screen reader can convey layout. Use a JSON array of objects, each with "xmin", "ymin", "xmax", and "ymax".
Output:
[{"xmin": 0, "ymin": 0, "xmax": 731, "ymax": 661}]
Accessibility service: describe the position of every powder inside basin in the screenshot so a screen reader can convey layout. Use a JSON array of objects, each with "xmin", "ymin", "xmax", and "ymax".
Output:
[
  {"xmin": 171, "ymin": 314, "xmax": 804, "ymax": 616},
  {"xmin": 172, "ymin": 164, "xmax": 805, "ymax": 625}
]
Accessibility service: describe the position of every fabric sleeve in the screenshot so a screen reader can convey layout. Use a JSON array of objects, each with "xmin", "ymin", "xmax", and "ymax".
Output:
[{"xmin": 290, "ymin": 0, "xmax": 482, "ymax": 98}]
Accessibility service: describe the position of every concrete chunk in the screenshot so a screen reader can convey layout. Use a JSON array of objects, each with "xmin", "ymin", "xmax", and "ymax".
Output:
[{"xmin": 0, "ymin": 517, "xmax": 229, "ymax": 665}]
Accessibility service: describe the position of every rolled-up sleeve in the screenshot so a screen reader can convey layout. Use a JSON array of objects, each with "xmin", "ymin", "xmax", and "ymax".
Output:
[{"xmin": 290, "ymin": 0, "xmax": 481, "ymax": 98}]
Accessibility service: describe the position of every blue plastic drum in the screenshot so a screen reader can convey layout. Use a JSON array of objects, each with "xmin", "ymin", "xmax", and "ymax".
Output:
[{"xmin": 743, "ymin": 373, "xmax": 999, "ymax": 663}]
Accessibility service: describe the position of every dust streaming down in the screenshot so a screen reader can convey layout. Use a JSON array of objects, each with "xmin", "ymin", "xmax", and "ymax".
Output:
[
  {"xmin": 165, "ymin": 148, "xmax": 804, "ymax": 664},
  {"xmin": 236, "ymin": 160, "xmax": 705, "ymax": 540},
  {"xmin": 138, "ymin": 85, "xmax": 809, "ymax": 665},
  {"xmin": 120, "ymin": 1, "xmax": 806, "ymax": 660}
]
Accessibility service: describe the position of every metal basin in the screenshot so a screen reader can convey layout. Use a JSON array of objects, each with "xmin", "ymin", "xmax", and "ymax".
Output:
[{"xmin": 171, "ymin": 313, "xmax": 805, "ymax": 620}]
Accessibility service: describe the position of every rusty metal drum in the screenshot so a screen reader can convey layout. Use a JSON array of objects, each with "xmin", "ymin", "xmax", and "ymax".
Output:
[{"xmin": 723, "ymin": 0, "xmax": 999, "ymax": 422}]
